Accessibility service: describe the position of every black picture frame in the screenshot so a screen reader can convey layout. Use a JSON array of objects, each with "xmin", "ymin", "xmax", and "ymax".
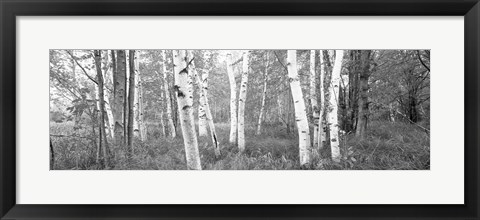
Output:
[{"xmin": 1, "ymin": 0, "xmax": 478, "ymax": 219}]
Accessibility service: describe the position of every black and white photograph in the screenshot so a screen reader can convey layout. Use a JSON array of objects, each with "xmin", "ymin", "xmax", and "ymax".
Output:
[{"xmin": 49, "ymin": 49, "xmax": 430, "ymax": 170}]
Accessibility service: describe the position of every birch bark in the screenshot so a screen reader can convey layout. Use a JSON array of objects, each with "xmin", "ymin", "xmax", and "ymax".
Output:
[
  {"xmin": 127, "ymin": 50, "xmax": 136, "ymax": 155},
  {"xmin": 132, "ymin": 51, "xmax": 147, "ymax": 141},
  {"xmin": 287, "ymin": 50, "xmax": 311, "ymax": 166},
  {"xmin": 256, "ymin": 51, "xmax": 269, "ymax": 135},
  {"xmin": 226, "ymin": 51, "xmax": 237, "ymax": 144},
  {"xmin": 309, "ymin": 50, "xmax": 319, "ymax": 149},
  {"xmin": 237, "ymin": 50, "xmax": 249, "ymax": 152},
  {"xmin": 328, "ymin": 50, "xmax": 344, "ymax": 162},
  {"xmin": 189, "ymin": 51, "xmax": 221, "ymax": 157},
  {"xmin": 161, "ymin": 50, "xmax": 177, "ymax": 138},
  {"xmin": 94, "ymin": 50, "xmax": 110, "ymax": 166},
  {"xmin": 197, "ymin": 54, "xmax": 208, "ymax": 136},
  {"xmin": 101, "ymin": 50, "xmax": 115, "ymax": 140},
  {"xmin": 318, "ymin": 50, "xmax": 326, "ymax": 149},
  {"xmin": 173, "ymin": 50, "xmax": 202, "ymax": 170}
]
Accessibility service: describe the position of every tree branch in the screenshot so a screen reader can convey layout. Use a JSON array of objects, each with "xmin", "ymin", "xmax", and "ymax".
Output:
[
  {"xmin": 231, "ymin": 57, "xmax": 243, "ymax": 66},
  {"xmin": 273, "ymin": 51, "xmax": 288, "ymax": 73},
  {"xmin": 66, "ymin": 50, "xmax": 98, "ymax": 85},
  {"xmin": 416, "ymin": 50, "xmax": 430, "ymax": 72}
]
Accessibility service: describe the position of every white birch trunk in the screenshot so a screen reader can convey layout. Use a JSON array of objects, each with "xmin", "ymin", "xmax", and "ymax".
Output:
[
  {"xmin": 226, "ymin": 51, "xmax": 237, "ymax": 144},
  {"xmin": 309, "ymin": 50, "xmax": 319, "ymax": 150},
  {"xmin": 173, "ymin": 50, "xmax": 201, "ymax": 170},
  {"xmin": 187, "ymin": 51, "xmax": 208, "ymax": 138},
  {"xmin": 328, "ymin": 50, "xmax": 344, "ymax": 162},
  {"xmin": 105, "ymin": 102, "xmax": 115, "ymax": 139},
  {"xmin": 162, "ymin": 50, "xmax": 176, "ymax": 138},
  {"xmin": 287, "ymin": 50, "xmax": 311, "ymax": 166},
  {"xmin": 137, "ymin": 54, "xmax": 147, "ymax": 142},
  {"xmin": 191, "ymin": 61, "xmax": 221, "ymax": 157},
  {"xmin": 198, "ymin": 67, "xmax": 208, "ymax": 137},
  {"xmin": 100, "ymin": 50, "xmax": 115, "ymax": 140},
  {"xmin": 318, "ymin": 50, "xmax": 326, "ymax": 149},
  {"xmin": 132, "ymin": 51, "xmax": 143, "ymax": 140},
  {"xmin": 159, "ymin": 112, "xmax": 166, "ymax": 136},
  {"xmin": 155, "ymin": 71, "xmax": 167, "ymax": 137},
  {"xmin": 237, "ymin": 50, "xmax": 249, "ymax": 152},
  {"xmin": 256, "ymin": 52, "xmax": 269, "ymax": 135}
]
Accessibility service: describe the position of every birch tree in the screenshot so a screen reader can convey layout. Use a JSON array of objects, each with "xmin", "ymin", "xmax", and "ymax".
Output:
[
  {"xmin": 189, "ymin": 51, "xmax": 221, "ymax": 157},
  {"xmin": 328, "ymin": 50, "xmax": 344, "ymax": 162},
  {"xmin": 286, "ymin": 50, "xmax": 311, "ymax": 166},
  {"xmin": 161, "ymin": 50, "xmax": 176, "ymax": 138},
  {"xmin": 101, "ymin": 50, "xmax": 115, "ymax": 139},
  {"xmin": 309, "ymin": 50, "xmax": 320, "ymax": 149},
  {"xmin": 197, "ymin": 53, "xmax": 208, "ymax": 137},
  {"xmin": 173, "ymin": 50, "xmax": 202, "ymax": 170},
  {"xmin": 237, "ymin": 50, "xmax": 249, "ymax": 152},
  {"xmin": 256, "ymin": 51, "xmax": 269, "ymax": 135},
  {"xmin": 113, "ymin": 50, "xmax": 127, "ymax": 145},
  {"xmin": 127, "ymin": 50, "xmax": 136, "ymax": 155},
  {"xmin": 226, "ymin": 51, "xmax": 237, "ymax": 144},
  {"xmin": 93, "ymin": 50, "xmax": 110, "ymax": 166},
  {"xmin": 157, "ymin": 75, "xmax": 167, "ymax": 137},
  {"xmin": 133, "ymin": 51, "xmax": 147, "ymax": 141},
  {"xmin": 318, "ymin": 50, "xmax": 326, "ymax": 149}
]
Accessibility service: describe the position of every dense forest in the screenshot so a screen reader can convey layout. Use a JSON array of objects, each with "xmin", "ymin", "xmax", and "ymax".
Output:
[{"xmin": 49, "ymin": 49, "xmax": 430, "ymax": 170}]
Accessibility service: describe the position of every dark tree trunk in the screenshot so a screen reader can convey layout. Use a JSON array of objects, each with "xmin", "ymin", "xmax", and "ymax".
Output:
[
  {"xmin": 50, "ymin": 139, "xmax": 55, "ymax": 170},
  {"xmin": 355, "ymin": 50, "xmax": 372, "ymax": 139},
  {"xmin": 408, "ymin": 93, "xmax": 419, "ymax": 123}
]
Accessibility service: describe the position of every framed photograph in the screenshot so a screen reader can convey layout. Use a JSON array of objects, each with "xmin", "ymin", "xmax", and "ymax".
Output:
[{"xmin": 1, "ymin": 0, "xmax": 478, "ymax": 219}]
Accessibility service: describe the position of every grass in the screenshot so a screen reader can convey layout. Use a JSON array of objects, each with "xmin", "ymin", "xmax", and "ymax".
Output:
[{"xmin": 50, "ymin": 120, "xmax": 430, "ymax": 170}]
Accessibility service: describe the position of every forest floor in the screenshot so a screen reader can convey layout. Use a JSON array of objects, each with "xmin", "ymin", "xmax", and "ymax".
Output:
[{"xmin": 50, "ymin": 121, "xmax": 430, "ymax": 170}]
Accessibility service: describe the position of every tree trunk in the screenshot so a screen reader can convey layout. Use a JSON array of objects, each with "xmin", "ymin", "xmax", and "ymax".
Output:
[
  {"xmin": 101, "ymin": 50, "xmax": 115, "ymax": 140},
  {"xmin": 318, "ymin": 50, "xmax": 326, "ymax": 149},
  {"xmin": 173, "ymin": 50, "xmax": 202, "ymax": 170},
  {"xmin": 328, "ymin": 50, "xmax": 344, "ymax": 162},
  {"xmin": 256, "ymin": 51, "xmax": 269, "ymax": 135},
  {"xmin": 197, "ymin": 54, "xmax": 208, "ymax": 137},
  {"xmin": 355, "ymin": 50, "xmax": 372, "ymax": 140},
  {"xmin": 158, "ymin": 84, "xmax": 167, "ymax": 137},
  {"xmin": 133, "ymin": 53, "xmax": 140, "ymax": 138},
  {"xmin": 127, "ymin": 50, "xmax": 136, "ymax": 156},
  {"xmin": 189, "ymin": 51, "xmax": 221, "ymax": 157},
  {"xmin": 161, "ymin": 50, "xmax": 177, "ymax": 138},
  {"xmin": 114, "ymin": 50, "xmax": 126, "ymax": 145},
  {"xmin": 70, "ymin": 50, "xmax": 81, "ymax": 129},
  {"xmin": 226, "ymin": 51, "xmax": 238, "ymax": 145},
  {"xmin": 94, "ymin": 84, "xmax": 102, "ymax": 165},
  {"xmin": 408, "ymin": 92, "xmax": 419, "ymax": 123},
  {"xmin": 124, "ymin": 52, "xmax": 129, "ymax": 146},
  {"xmin": 132, "ymin": 51, "xmax": 147, "ymax": 141},
  {"xmin": 346, "ymin": 50, "xmax": 360, "ymax": 133},
  {"xmin": 287, "ymin": 50, "xmax": 311, "ymax": 166},
  {"xmin": 94, "ymin": 50, "xmax": 110, "ymax": 167},
  {"xmin": 237, "ymin": 50, "xmax": 249, "ymax": 152},
  {"xmin": 309, "ymin": 50, "xmax": 320, "ymax": 150},
  {"xmin": 50, "ymin": 139, "xmax": 55, "ymax": 170}
]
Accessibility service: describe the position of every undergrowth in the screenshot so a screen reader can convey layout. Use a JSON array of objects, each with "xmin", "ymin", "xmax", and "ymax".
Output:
[{"xmin": 50, "ymin": 120, "xmax": 430, "ymax": 170}]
